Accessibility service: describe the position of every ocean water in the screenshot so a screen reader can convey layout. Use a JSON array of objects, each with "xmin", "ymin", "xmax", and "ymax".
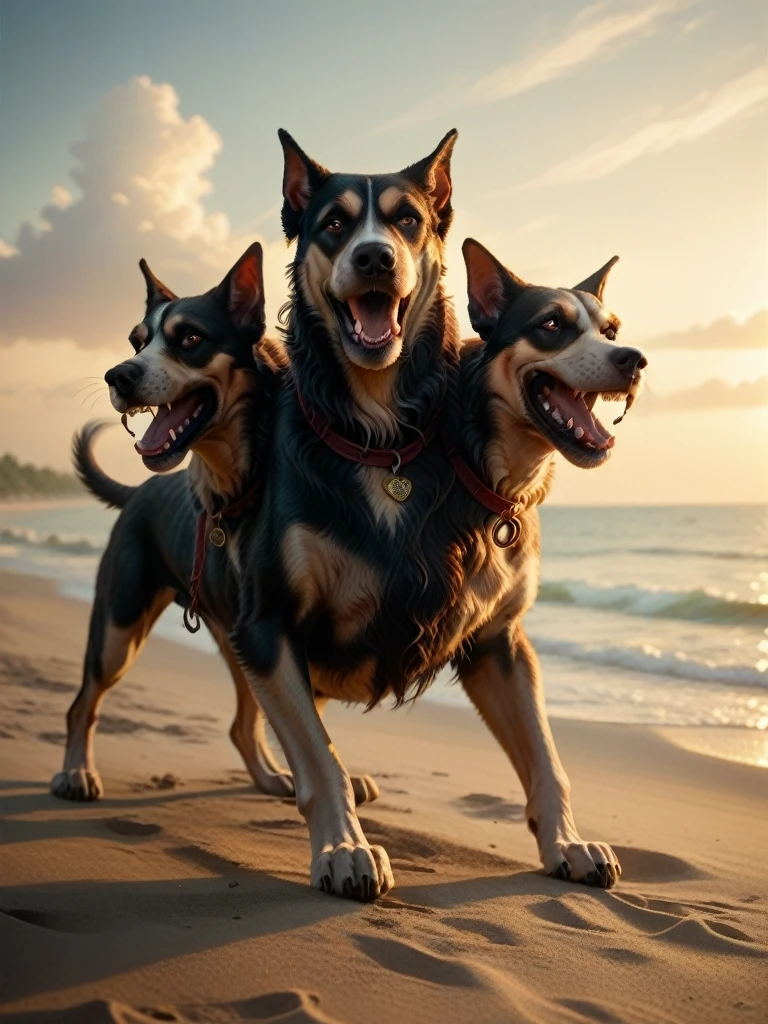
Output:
[{"xmin": 1, "ymin": 501, "xmax": 767, "ymax": 760}]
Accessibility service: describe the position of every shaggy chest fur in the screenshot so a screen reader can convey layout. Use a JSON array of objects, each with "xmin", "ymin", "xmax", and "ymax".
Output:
[{"xmin": 243, "ymin": 391, "xmax": 541, "ymax": 705}]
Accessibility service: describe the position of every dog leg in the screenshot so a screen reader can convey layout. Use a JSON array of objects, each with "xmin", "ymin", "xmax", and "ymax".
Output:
[
  {"xmin": 458, "ymin": 623, "xmax": 621, "ymax": 888},
  {"xmin": 234, "ymin": 618, "xmax": 393, "ymax": 900},
  {"xmin": 51, "ymin": 588, "xmax": 175, "ymax": 801},
  {"xmin": 212, "ymin": 629, "xmax": 295, "ymax": 798},
  {"xmin": 314, "ymin": 693, "xmax": 380, "ymax": 806}
]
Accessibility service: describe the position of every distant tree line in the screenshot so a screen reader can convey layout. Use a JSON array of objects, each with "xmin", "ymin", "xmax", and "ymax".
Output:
[{"xmin": 0, "ymin": 453, "xmax": 83, "ymax": 500}]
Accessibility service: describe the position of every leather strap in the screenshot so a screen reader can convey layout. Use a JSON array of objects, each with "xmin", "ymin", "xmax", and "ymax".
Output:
[
  {"xmin": 440, "ymin": 426, "xmax": 523, "ymax": 549},
  {"xmin": 183, "ymin": 477, "xmax": 263, "ymax": 634},
  {"xmin": 183, "ymin": 511, "xmax": 209, "ymax": 634},
  {"xmin": 296, "ymin": 385, "xmax": 439, "ymax": 469}
]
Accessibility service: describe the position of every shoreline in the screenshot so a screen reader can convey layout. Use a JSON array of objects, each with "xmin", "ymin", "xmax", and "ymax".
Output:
[
  {"xmin": 0, "ymin": 566, "xmax": 766, "ymax": 770},
  {"xmin": 1, "ymin": 566, "xmax": 766, "ymax": 1022}
]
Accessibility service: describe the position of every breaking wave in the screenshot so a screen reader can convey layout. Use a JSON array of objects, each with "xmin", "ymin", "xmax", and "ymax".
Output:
[
  {"xmin": 537, "ymin": 579, "xmax": 768, "ymax": 627},
  {"xmin": 0, "ymin": 526, "xmax": 102, "ymax": 557},
  {"xmin": 531, "ymin": 635, "xmax": 768, "ymax": 690}
]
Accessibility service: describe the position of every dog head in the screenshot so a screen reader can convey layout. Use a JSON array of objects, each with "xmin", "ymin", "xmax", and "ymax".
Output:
[
  {"xmin": 279, "ymin": 128, "xmax": 457, "ymax": 372},
  {"xmin": 105, "ymin": 243, "xmax": 266, "ymax": 473},
  {"xmin": 462, "ymin": 239, "xmax": 646, "ymax": 469}
]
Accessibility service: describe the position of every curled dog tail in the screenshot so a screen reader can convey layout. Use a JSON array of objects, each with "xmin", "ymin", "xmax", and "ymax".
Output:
[{"xmin": 72, "ymin": 421, "xmax": 137, "ymax": 510}]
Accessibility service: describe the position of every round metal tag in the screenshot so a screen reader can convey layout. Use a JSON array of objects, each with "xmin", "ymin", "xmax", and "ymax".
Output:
[
  {"xmin": 492, "ymin": 515, "xmax": 521, "ymax": 549},
  {"xmin": 209, "ymin": 526, "xmax": 226, "ymax": 548}
]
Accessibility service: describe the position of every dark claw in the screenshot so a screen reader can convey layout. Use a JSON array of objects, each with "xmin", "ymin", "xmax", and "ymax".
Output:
[
  {"xmin": 551, "ymin": 861, "xmax": 571, "ymax": 881},
  {"xmin": 342, "ymin": 877, "xmax": 353, "ymax": 899},
  {"xmin": 605, "ymin": 863, "xmax": 616, "ymax": 888},
  {"xmin": 320, "ymin": 874, "xmax": 332, "ymax": 895}
]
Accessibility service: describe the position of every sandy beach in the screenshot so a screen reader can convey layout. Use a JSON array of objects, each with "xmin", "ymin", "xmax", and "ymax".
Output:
[{"xmin": 0, "ymin": 568, "xmax": 766, "ymax": 1023}]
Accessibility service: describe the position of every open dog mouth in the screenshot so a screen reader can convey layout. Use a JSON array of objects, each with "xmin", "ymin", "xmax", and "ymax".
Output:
[
  {"xmin": 336, "ymin": 292, "xmax": 410, "ymax": 350},
  {"xmin": 129, "ymin": 386, "xmax": 217, "ymax": 469},
  {"xmin": 525, "ymin": 371, "xmax": 617, "ymax": 467}
]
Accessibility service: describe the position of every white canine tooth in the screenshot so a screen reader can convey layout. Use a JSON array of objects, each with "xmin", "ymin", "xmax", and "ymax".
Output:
[
  {"xmin": 566, "ymin": 418, "xmax": 574, "ymax": 429},
  {"xmin": 163, "ymin": 442, "xmax": 170, "ymax": 450},
  {"xmin": 574, "ymin": 427, "xmax": 585, "ymax": 439},
  {"xmin": 355, "ymin": 320, "xmax": 363, "ymax": 335},
  {"xmin": 169, "ymin": 429, "xmax": 176, "ymax": 441},
  {"xmin": 167, "ymin": 403, "xmax": 172, "ymax": 412},
  {"xmin": 552, "ymin": 408, "xmax": 563, "ymax": 425},
  {"xmin": 542, "ymin": 401, "xmax": 550, "ymax": 411}
]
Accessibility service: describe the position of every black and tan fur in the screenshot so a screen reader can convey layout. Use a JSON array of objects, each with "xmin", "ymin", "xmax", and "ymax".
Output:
[
  {"xmin": 50, "ymin": 245, "xmax": 296, "ymax": 801},
  {"xmin": 231, "ymin": 188, "xmax": 645, "ymax": 900}
]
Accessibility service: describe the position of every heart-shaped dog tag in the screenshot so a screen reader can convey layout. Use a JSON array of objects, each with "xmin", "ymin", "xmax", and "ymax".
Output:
[{"xmin": 384, "ymin": 476, "xmax": 412, "ymax": 502}]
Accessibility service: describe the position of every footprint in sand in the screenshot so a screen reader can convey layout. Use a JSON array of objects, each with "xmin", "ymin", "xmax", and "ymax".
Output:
[
  {"xmin": 0, "ymin": 907, "xmax": 96, "ymax": 935},
  {"xmin": 354, "ymin": 933, "xmax": 478, "ymax": 987},
  {"xmin": 455, "ymin": 792, "xmax": 525, "ymax": 823},
  {"xmin": 102, "ymin": 817, "xmax": 162, "ymax": 837},
  {"xmin": 611, "ymin": 845, "xmax": 706, "ymax": 882},
  {"xmin": 0, "ymin": 990, "xmax": 346, "ymax": 1023},
  {"xmin": 441, "ymin": 915, "xmax": 518, "ymax": 945},
  {"xmin": 531, "ymin": 896, "xmax": 614, "ymax": 933}
]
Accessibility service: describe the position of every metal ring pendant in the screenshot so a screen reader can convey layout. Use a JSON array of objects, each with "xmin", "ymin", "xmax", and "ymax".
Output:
[{"xmin": 492, "ymin": 514, "xmax": 522, "ymax": 549}]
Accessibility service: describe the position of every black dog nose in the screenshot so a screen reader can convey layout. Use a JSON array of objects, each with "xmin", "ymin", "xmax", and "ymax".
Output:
[
  {"xmin": 105, "ymin": 361, "xmax": 144, "ymax": 397},
  {"xmin": 352, "ymin": 242, "xmax": 396, "ymax": 276},
  {"xmin": 610, "ymin": 346, "xmax": 647, "ymax": 376}
]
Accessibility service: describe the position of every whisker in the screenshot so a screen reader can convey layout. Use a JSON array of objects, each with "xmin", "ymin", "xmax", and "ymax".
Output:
[{"xmin": 72, "ymin": 382, "xmax": 104, "ymax": 399}]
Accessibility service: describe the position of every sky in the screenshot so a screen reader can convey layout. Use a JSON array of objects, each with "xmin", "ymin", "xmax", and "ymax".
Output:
[{"xmin": 0, "ymin": 0, "xmax": 766, "ymax": 504}]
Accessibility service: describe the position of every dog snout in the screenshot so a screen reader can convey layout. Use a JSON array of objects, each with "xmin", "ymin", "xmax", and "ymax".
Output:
[
  {"xmin": 105, "ymin": 361, "xmax": 144, "ymax": 397},
  {"xmin": 352, "ymin": 241, "xmax": 396, "ymax": 277},
  {"xmin": 609, "ymin": 346, "xmax": 647, "ymax": 377}
]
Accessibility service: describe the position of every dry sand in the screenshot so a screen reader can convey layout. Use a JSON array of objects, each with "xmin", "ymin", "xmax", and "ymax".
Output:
[{"xmin": 0, "ymin": 569, "xmax": 766, "ymax": 1023}]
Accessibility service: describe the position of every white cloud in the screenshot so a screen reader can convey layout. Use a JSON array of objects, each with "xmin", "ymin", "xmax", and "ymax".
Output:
[
  {"xmin": 50, "ymin": 185, "xmax": 73, "ymax": 209},
  {"xmin": 643, "ymin": 309, "xmax": 767, "ymax": 350},
  {"xmin": 468, "ymin": 1, "xmax": 679, "ymax": 103},
  {"xmin": 0, "ymin": 75, "xmax": 288, "ymax": 349},
  {"xmin": 517, "ymin": 63, "xmax": 768, "ymax": 188},
  {"xmin": 640, "ymin": 375, "xmax": 768, "ymax": 412},
  {"xmin": 369, "ymin": 1, "xmax": 682, "ymax": 136}
]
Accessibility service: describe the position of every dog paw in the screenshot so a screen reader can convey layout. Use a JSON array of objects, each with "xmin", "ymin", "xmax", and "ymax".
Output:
[
  {"xmin": 50, "ymin": 768, "xmax": 104, "ymax": 802},
  {"xmin": 350, "ymin": 774, "xmax": 380, "ymax": 805},
  {"xmin": 545, "ymin": 840, "xmax": 621, "ymax": 889},
  {"xmin": 311, "ymin": 841, "xmax": 394, "ymax": 901}
]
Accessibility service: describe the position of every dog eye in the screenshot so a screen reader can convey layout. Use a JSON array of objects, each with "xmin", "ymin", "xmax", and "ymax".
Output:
[
  {"xmin": 181, "ymin": 333, "xmax": 203, "ymax": 349},
  {"xmin": 399, "ymin": 215, "xmax": 416, "ymax": 228},
  {"xmin": 540, "ymin": 318, "xmax": 559, "ymax": 331},
  {"xmin": 325, "ymin": 219, "xmax": 343, "ymax": 235},
  {"xmin": 604, "ymin": 327, "xmax": 617, "ymax": 341}
]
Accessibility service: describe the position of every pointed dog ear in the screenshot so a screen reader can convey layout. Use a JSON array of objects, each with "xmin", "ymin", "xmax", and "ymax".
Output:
[
  {"xmin": 573, "ymin": 256, "xmax": 619, "ymax": 301},
  {"xmin": 401, "ymin": 129, "xmax": 458, "ymax": 239},
  {"xmin": 138, "ymin": 259, "xmax": 177, "ymax": 312},
  {"xmin": 278, "ymin": 129, "xmax": 331, "ymax": 242},
  {"xmin": 212, "ymin": 242, "xmax": 265, "ymax": 331},
  {"xmin": 463, "ymin": 238, "xmax": 526, "ymax": 339}
]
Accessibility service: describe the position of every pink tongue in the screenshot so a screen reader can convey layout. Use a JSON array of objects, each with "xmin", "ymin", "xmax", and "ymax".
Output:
[
  {"xmin": 549, "ymin": 385, "xmax": 613, "ymax": 449},
  {"xmin": 347, "ymin": 296, "xmax": 398, "ymax": 341},
  {"xmin": 136, "ymin": 391, "xmax": 203, "ymax": 454}
]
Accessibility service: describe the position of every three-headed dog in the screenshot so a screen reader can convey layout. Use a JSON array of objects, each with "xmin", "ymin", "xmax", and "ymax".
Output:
[
  {"xmin": 51, "ymin": 245, "xmax": 294, "ymax": 801},
  {"xmin": 232, "ymin": 199, "xmax": 645, "ymax": 899}
]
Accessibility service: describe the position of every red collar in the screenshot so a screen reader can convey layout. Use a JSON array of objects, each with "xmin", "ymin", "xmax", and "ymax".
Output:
[
  {"xmin": 296, "ymin": 384, "xmax": 440, "ymax": 470},
  {"xmin": 182, "ymin": 476, "xmax": 262, "ymax": 634},
  {"xmin": 440, "ymin": 426, "xmax": 523, "ymax": 549}
]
